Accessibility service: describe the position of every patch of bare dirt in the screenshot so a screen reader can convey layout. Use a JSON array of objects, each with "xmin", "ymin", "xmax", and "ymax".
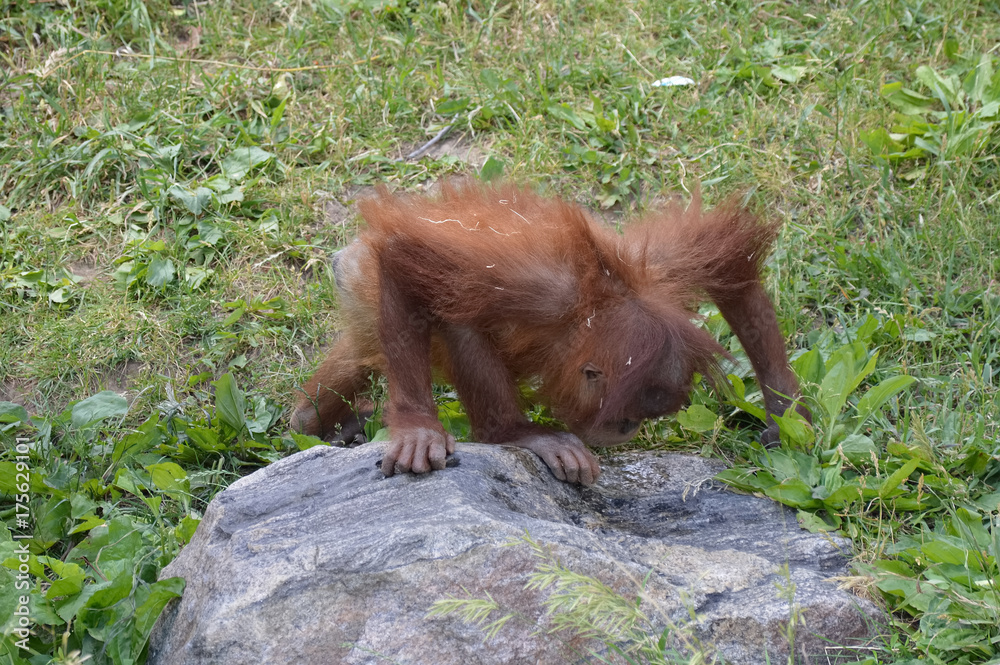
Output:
[
  {"xmin": 172, "ymin": 26, "xmax": 203, "ymax": 54},
  {"xmin": 313, "ymin": 186, "xmax": 382, "ymax": 229},
  {"xmin": 0, "ymin": 378, "xmax": 37, "ymax": 409},
  {"xmin": 420, "ymin": 135, "xmax": 487, "ymax": 167},
  {"xmin": 69, "ymin": 260, "xmax": 101, "ymax": 286},
  {"xmin": 399, "ymin": 131, "xmax": 487, "ymax": 168},
  {"xmin": 97, "ymin": 359, "xmax": 146, "ymax": 395},
  {"xmin": 321, "ymin": 198, "xmax": 352, "ymax": 227},
  {"xmin": 585, "ymin": 205, "xmax": 626, "ymax": 227}
]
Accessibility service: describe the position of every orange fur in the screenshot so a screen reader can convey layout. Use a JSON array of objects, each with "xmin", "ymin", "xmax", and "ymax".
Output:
[{"xmin": 292, "ymin": 182, "xmax": 806, "ymax": 484}]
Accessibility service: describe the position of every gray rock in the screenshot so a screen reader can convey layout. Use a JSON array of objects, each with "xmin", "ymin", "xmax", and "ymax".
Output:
[{"xmin": 148, "ymin": 443, "xmax": 882, "ymax": 665}]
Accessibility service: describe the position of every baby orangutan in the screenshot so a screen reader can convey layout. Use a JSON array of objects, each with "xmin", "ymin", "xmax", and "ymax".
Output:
[{"xmin": 291, "ymin": 183, "xmax": 806, "ymax": 485}]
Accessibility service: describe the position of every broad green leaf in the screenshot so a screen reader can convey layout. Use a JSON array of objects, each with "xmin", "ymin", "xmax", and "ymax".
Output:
[
  {"xmin": 44, "ymin": 559, "xmax": 86, "ymax": 599},
  {"xmin": 69, "ymin": 515, "xmax": 106, "ymax": 535},
  {"xmin": 943, "ymin": 37, "xmax": 960, "ymax": 61},
  {"xmin": 891, "ymin": 114, "xmax": 935, "ymax": 136},
  {"xmin": 134, "ymin": 577, "xmax": 186, "ymax": 638},
  {"xmin": 213, "ymin": 373, "xmax": 247, "ymax": 436},
  {"xmin": 222, "ymin": 305, "xmax": 245, "ymax": 327},
  {"xmin": 676, "ymin": 404, "xmax": 719, "ymax": 432},
  {"xmin": 791, "ymin": 348, "xmax": 825, "ymax": 384},
  {"xmin": 847, "ymin": 352, "xmax": 878, "ymax": 396},
  {"xmin": 771, "ymin": 65, "xmax": 807, "ymax": 83},
  {"xmin": 0, "ymin": 462, "xmax": 47, "ymax": 494},
  {"xmin": 218, "ymin": 187, "xmax": 244, "ymax": 204},
  {"xmin": 879, "ymin": 458, "xmax": 920, "ymax": 499},
  {"xmin": 201, "ymin": 175, "xmax": 231, "ymax": 192},
  {"xmin": 0, "ymin": 401, "xmax": 29, "ymax": 423},
  {"xmin": 870, "ymin": 560, "xmax": 919, "ymax": 600},
  {"xmin": 773, "ymin": 411, "xmax": 814, "ymax": 447},
  {"xmin": 870, "ymin": 558, "xmax": 916, "ymax": 577},
  {"xmin": 915, "ymin": 65, "xmax": 958, "ymax": 104},
  {"xmin": 764, "ymin": 478, "xmax": 821, "ymax": 509},
  {"xmin": 480, "ymin": 69, "xmax": 501, "ymax": 91},
  {"xmin": 290, "ymin": 431, "xmax": 327, "ymax": 451},
  {"xmin": 196, "ymin": 220, "xmax": 224, "ymax": 246},
  {"xmin": 819, "ymin": 358, "xmax": 851, "ymax": 418},
  {"xmin": 949, "ymin": 509, "xmax": 992, "ymax": 549},
  {"xmin": 761, "ymin": 449, "xmax": 816, "ymax": 479},
  {"xmin": 856, "ymin": 375, "xmax": 916, "ymax": 422},
  {"xmin": 826, "ymin": 342, "xmax": 867, "ymax": 377},
  {"xmin": 247, "ymin": 395, "xmax": 281, "ymax": 434},
  {"xmin": 435, "ymin": 97, "xmax": 469, "ymax": 115},
  {"xmin": 913, "ymin": 136, "xmax": 941, "ymax": 156},
  {"xmin": 715, "ymin": 467, "xmax": 774, "ymax": 493},
  {"xmin": 71, "ymin": 391, "xmax": 128, "ymax": 428},
  {"xmin": 928, "ymin": 626, "xmax": 995, "ymax": 650},
  {"xmin": 221, "ymin": 147, "xmax": 274, "ymax": 180},
  {"xmin": 547, "ymin": 103, "xmax": 587, "ymax": 130},
  {"xmin": 836, "ymin": 433, "xmax": 878, "ymax": 464},
  {"xmin": 921, "ymin": 538, "xmax": 974, "ymax": 567},
  {"xmin": 99, "ymin": 517, "xmax": 146, "ymax": 572},
  {"xmin": 820, "ymin": 463, "xmax": 846, "ymax": 493},
  {"xmin": 145, "ymin": 462, "xmax": 190, "ymax": 499},
  {"xmin": 882, "ymin": 84, "xmax": 936, "ymax": 115},
  {"xmin": 479, "ymin": 156, "xmax": 505, "ymax": 182},
  {"xmin": 175, "ymin": 515, "xmax": 200, "ymax": 544},
  {"xmin": 146, "ymin": 255, "xmax": 175, "ymax": 288},
  {"xmin": 152, "ymin": 143, "xmax": 181, "ymax": 160},
  {"xmin": 185, "ymin": 266, "xmax": 213, "ymax": 289},
  {"xmin": 861, "ymin": 128, "xmax": 899, "ymax": 156},
  {"xmin": 977, "ymin": 100, "xmax": 1000, "ymax": 119},
  {"xmin": 186, "ymin": 426, "xmax": 225, "ymax": 452},
  {"xmin": 854, "ymin": 315, "xmax": 881, "ymax": 342},
  {"xmin": 82, "ymin": 573, "xmax": 133, "ymax": 613},
  {"xmin": 797, "ymin": 510, "xmax": 840, "ymax": 532},
  {"xmin": 47, "ymin": 286, "xmax": 71, "ymax": 303},
  {"xmin": 113, "ymin": 468, "xmax": 148, "ymax": 499},
  {"xmin": 54, "ymin": 584, "xmax": 99, "ymax": 624},
  {"xmin": 789, "ymin": 448, "xmax": 821, "ymax": 485},
  {"xmin": 728, "ymin": 373, "xmax": 746, "ymax": 399},
  {"xmin": 823, "ymin": 483, "xmax": 865, "ymax": 509},
  {"xmin": 972, "ymin": 490, "xmax": 1000, "ymax": 514},
  {"xmin": 725, "ymin": 374, "xmax": 765, "ymax": 420},
  {"xmin": 971, "ymin": 53, "xmax": 995, "ymax": 103},
  {"xmin": 83, "ymin": 147, "xmax": 115, "ymax": 180},
  {"xmin": 69, "ymin": 494, "xmax": 96, "ymax": 519},
  {"xmin": 761, "ymin": 448, "xmax": 800, "ymax": 481},
  {"xmin": 167, "ymin": 185, "xmax": 212, "ymax": 215},
  {"xmin": 903, "ymin": 327, "xmax": 937, "ymax": 342},
  {"xmin": 112, "ymin": 414, "xmax": 162, "ymax": 464}
]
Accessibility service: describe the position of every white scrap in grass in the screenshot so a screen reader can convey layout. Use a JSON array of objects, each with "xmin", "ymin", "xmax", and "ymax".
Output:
[{"xmin": 651, "ymin": 76, "xmax": 695, "ymax": 88}]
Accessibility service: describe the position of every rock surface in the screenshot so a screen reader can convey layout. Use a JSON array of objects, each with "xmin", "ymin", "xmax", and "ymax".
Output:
[{"xmin": 148, "ymin": 443, "xmax": 881, "ymax": 665}]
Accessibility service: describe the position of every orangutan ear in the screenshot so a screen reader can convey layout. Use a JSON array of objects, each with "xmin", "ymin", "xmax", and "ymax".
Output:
[{"xmin": 581, "ymin": 362, "xmax": 604, "ymax": 382}]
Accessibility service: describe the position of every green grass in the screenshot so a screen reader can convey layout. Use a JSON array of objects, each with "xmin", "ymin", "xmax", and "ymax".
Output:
[{"xmin": 2, "ymin": 0, "xmax": 999, "ymax": 662}]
